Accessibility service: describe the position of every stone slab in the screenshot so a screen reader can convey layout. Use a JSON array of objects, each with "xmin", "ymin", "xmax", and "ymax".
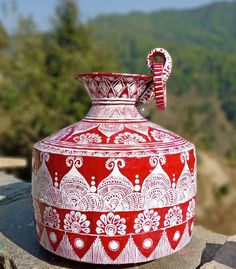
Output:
[
  {"xmin": 200, "ymin": 261, "xmax": 233, "ymax": 269},
  {"xmin": 214, "ymin": 241, "xmax": 236, "ymax": 269},
  {"xmin": 0, "ymin": 157, "xmax": 27, "ymax": 169}
]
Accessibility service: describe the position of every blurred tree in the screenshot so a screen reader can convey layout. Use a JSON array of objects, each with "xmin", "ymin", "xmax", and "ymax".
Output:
[
  {"xmin": 0, "ymin": 0, "xmax": 121, "ymax": 178},
  {"xmin": 0, "ymin": 21, "xmax": 8, "ymax": 48},
  {"xmin": 0, "ymin": 0, "xmax": 236, "ymax": 179}
]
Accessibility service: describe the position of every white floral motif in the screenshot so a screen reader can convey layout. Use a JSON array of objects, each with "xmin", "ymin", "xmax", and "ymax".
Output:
[
  {"xmin": 114, "ymin": 132, "xmax": 146, "ymax": 145},
  {"xmin": 43, "ymin": 206, "xmax": 60, "ymax": 228},
  {"xmin": 96, "ymin": 212, "xmax": 126, "ymax": 236},
  {"xmin": 73, "ymin": 133, "xmax": 102, "ymax": 144},
  {"xmin": 187, "ymin": 199, "xmax": 195, "ymax": 220},
  {"xmin": 164, "ymin": 206, "xmax": 183, "ymax": 227},
  {"xmin": 134, "ymin": 209, "xmax": 160, "ymax": 233},
  {"xmin": 64, "ymin": 211, "xmax": 90, "ymax": 233},
  {"xmin": 150, "ymin": 130, "xmax": 175, "ymax": 142}
]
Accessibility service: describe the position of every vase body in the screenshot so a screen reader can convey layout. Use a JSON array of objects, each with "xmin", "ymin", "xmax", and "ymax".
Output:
[{"xmin": 32, "ymin": 73, "xmax": 197, "ymax": 264}]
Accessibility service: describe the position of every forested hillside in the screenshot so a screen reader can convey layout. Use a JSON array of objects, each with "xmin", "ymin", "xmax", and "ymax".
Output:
[
  {"xmin": 90, "ymin": 1, "xmax": 236, "ymax": 158},
  {"xmin": 0, "ymin": 0, "xmax": 121, "ymax": 176},
  {"xmin": 0, "ymin": 0, "xmax": 235, "ymax": 172}
]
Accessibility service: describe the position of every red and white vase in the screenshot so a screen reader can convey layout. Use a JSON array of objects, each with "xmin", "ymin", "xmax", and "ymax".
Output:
[{"xmin": 32, "ymin": 48, "xmax": 197, "ymax": 264}]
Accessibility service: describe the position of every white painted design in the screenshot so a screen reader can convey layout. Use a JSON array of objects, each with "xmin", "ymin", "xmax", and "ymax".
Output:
[
  {"xmin": 175, "ymin": 223, "xmax": 191, "ymax": 252},
  {"xmin": 134, "ymin": 185, "xmax": 141, "ymax": 192},
  {"xmin": 49, "ymin": 232, "xmax": 57, "ymax": 243},
  {"xmin": 43, "ymin": 206, "xmax": 60, "ymax": 228},
  {"xmin": 74, "ymin": 238, "xmax": 84, "ymax": 249},
  {"xmin": 143, "ymin": 238, "xmax": 153, "ymax": 249},
  {"xmin": 164, "ymin": 206, "xmax": 183, "ymax": 227},
  {"xmin": 33, "ymin": 154, "xmax": 196, "ymax": 212},
  {"xmin": 97, "ymin": 158, "xmax": 135, "ymax": 211},
  {"xmin": 96, "ymin": 212, "xmax": 126, "ymax": 236},
  {"xmin": 134, "ymin": 209, "xmax": 160, "ymax": 233},
  {"xmin": 90, "ymin": 237, "xmax": 113, "ymax": 263},
  {"xmin": 142, "ymin": 155, "xmax": 177, "ymax": 208},
  {"xmin": 86, "ymin": 104, "xmax": 145, "ymax": 120},
  {"xmin": 35, "ymin": 138, "xmax": 193, "ymax": 157},
  {"xmin": 55, "ymin": 234, "xmax": 78, "ymax": 260},
  {"xmin": 125, "ymin": 123, "xmax": 150, "ymax": 137},
  {"xmin": 90, "ymin": 186, "xmax": 97, "ymax": 193},
  {"xmin": 180, "ymin": 151, "xmax": 190, "ymax": 164},
  {"xmin": 98, "ymin": 123, "xmax": 124, "ymax": 138},
  {"xmin": 108, "ymin": 240, "xmax": 120, "ymax": 251},
  {"xmin": 40, "ymin": 152, "xmax": 50, "ymax": 162},
  {"xmin": 149, "ymin": 230, "xmax": 173, "ymax": 260},
  {"xmin": 47, "ymin": 127, "xmax": 73, "ymax": 142},
  {"xmin": 151, "ymin": 130, "xmax": 175, "ymax": 142},
  {"xmin": 33, "ymin": 152, "xmax": 52, "ymax": 200},
  {"xmin": 114, "ymin": 132, "xmax": 146, "ymax": 145},
  {"xmin": 176, "ymin": 154, "xmax": 195, "ymax": 203},
  {"xmin": 66, "ymin": 122, "xmax": 98, "ymax": 140},
  {"xmin": 77, "ymin": 74, "xmax": 151, "ymax": 101},
  {"xmin": 40, "ymin": 228, "xmax": 53, "ymax": 252},
  {"xmin": 187, "ymin": 199, "xmax": 195, "ymax": 220},
  {"xmin": 35, "ymin": 117, "xmax": 194, "ymax": 157},
  {"xmin": 73, "ymin": 133, "xmax": 102, "ymax": 144},
  {"xmin": 147, "ymin": 48, "xmax": 172, "ymax": 82},
  {"xmin": 39, "ymin": 221, "xmax": 192, "ymax": 264},
  {"xmin": 60, "ymin": 156, "xmax": 90, "ymax": 210},
  {"xmin": 64, "ymin": 211, "xmax": 90, "ymax": 233},
  {"xmin": 173, "ymin": 231, "xmax": 180, "ymax": 241}
]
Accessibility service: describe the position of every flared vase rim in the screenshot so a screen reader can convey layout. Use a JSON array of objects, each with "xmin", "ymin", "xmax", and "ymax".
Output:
[{"xmin": 75, "ymin": 72, "xmax": 152, "ymax": 80}]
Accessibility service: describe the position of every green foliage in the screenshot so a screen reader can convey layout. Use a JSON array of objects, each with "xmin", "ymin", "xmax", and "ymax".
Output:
[
  {"xmin": 0, "ymin": 0, "xmax": 236, "ymax": 178},
  {"xmin": 0, "ymin": 0, "xmax": 121, "ymax": 177},
  {"xmin": 90, "ymin": 1, "xmax": 236, "ymax": 154}
]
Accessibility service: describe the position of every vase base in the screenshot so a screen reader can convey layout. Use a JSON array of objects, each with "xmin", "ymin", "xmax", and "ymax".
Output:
[{"xmin": 35, "ymin": 218, "xmax": 194, "ymax": 265}]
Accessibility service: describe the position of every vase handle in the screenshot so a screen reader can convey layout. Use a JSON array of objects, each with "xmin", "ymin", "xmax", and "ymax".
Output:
[{"xmin": 146, "ymin": 48, "xmax": 172, "ymax": 110}]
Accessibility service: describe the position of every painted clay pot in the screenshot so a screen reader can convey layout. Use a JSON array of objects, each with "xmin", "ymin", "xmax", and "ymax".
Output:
[{"xmin": 32, "ymin": 48, "xmax": 197, "ymax": 264}]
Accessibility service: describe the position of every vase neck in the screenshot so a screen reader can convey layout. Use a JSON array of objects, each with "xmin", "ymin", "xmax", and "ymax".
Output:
[
  {"xmin": 76, "ymin": 73, "xmax": 152, "ymax": 122},
  {"xmin": 84, "ymin": 103, "xmax": 146, "ymax": 122}
]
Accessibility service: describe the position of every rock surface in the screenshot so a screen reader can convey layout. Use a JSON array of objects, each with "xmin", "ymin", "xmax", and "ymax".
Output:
[{"xmin": 0, "ymin": 173, "xmax": 235, "ymax": 269}]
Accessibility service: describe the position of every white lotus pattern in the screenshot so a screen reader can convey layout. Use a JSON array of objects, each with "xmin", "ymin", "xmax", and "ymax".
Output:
[
  {"xmin": 33, "ymin": 153, "xmax": 196, "ymax": 212},
  {"xmin": 73, "ymin": 133, "xmax": 102, "ymax": 144},
  {"xmin": 43, "ymin": 206, "xmax": 60, "ymax": 228},
  {"xmin": 164, "ymin": 206, "xmax": 183, "ymax": 227},
  {"xmin": 114, "ymin": 132, "xmax": 146, "ymax": 145},
  {"xmin": 64, "ymin": 211, "xmax": 90, "ymax": 233},
  {"xmin": 96, "ymin": 212, "xmax": 126, "ymax": 236},
  {"xmin": 134, "ymin": 209, "xmax": 160, "ymax": 233}
]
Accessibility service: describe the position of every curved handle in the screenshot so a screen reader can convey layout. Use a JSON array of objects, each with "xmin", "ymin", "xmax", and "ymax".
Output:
[{"xmin": 147, "ymin": 48, "xmax": 172, "ymax": 110}]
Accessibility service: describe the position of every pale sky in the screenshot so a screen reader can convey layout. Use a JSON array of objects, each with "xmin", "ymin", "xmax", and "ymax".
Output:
[{"xmin": 0, "ymin": 0, "xmax": 231, "ymax": 32}]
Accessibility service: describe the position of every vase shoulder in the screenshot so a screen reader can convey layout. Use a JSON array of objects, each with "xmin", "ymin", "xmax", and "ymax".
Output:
[{"xmin": 34, "ymin": 119, "xmax": 194, "ymax": 156}]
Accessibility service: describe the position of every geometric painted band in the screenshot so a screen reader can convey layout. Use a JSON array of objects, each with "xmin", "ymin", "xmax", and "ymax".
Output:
[
  {"xmin": 33, "ymin": 197, "xmax": 195, "ymax": 236},
  {"xmin": 35, "ymin": 217, "xmax": 194, "ymax": 264}
]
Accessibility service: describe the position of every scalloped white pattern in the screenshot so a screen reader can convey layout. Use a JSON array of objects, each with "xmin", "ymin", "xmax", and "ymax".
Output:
[{"xmin": 32, "ymin": 153, "xmax": 196, "ymax": 212}]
